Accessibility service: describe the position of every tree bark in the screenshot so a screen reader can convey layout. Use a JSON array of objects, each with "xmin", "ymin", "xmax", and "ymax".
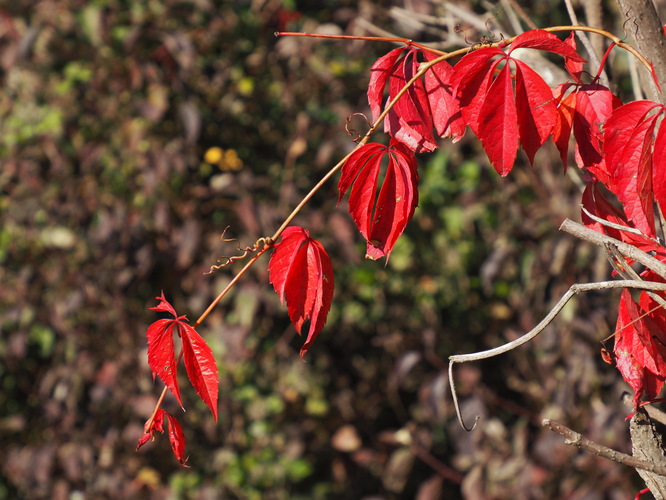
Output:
[{"xmin": 615, "ymin": 0, "xmax": 666, "ymax": 104}]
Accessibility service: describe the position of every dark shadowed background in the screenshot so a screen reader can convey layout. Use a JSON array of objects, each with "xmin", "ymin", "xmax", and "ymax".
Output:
[{"xmin": 1, "ymin": 0, "xmax": 662, "ymax": 498}]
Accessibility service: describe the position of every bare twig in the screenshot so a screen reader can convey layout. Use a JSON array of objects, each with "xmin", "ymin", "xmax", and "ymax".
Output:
[
  {"xmin": 542, "ymin": 418, "xmax": 666, "ymax": 476},
  {"xmin": 449, "ymin": 279, "xmax": 666, "ymax": 430},
  {"xmin": 580, "ymin": 205, "xmax": 653, "ymax": 240},
  {"xmin": 563, "ymin": 0, "xmax": 609, "ymax": 86},
  {"xmin": 560, "ymin": 219, "xmax": 666, "ymax": 279}
]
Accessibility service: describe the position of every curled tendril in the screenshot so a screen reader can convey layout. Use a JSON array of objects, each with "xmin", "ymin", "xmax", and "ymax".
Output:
[
  {"xmin": 456, "ymin": 13, "xmax": 505, "ymax": 51},
  {"xmin": 621, "ymin": 7, "xmax": 639, "ymax": 41},
  {"xmin": 206, "ymin": 226, "xmax": 273, "ymax": 274},
  {"xmin": 345, "ymin": 113, "xmax": 372, "ymax": 143}
]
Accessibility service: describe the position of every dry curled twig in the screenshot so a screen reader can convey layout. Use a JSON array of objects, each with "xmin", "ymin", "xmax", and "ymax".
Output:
[
  {"xmin": 346, "ymin": 113, "xmax": 372, "ymax": 143},
  {"xmin": 207, "ymin": 226, "xmax": 273, "ymax": 274}
]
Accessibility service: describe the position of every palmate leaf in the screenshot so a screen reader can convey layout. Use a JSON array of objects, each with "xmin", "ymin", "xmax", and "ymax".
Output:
[
  {"xmin": 145, "ymin": 293, "xmax": 219, "ymax": 420},
  {"xmin": 338, "ymin": 140, "xmax": 418, "ymax": 260},
  {"xmin": 268, "ymin": 227, "xmax": 334, "ymax": 358},
  {"xmin": 368, "ymin": 47, "xmax": 437, "ymax": 153},
  {"xmin": 451, "ymin": 29, "xmax": 576, "ymax": 175}
]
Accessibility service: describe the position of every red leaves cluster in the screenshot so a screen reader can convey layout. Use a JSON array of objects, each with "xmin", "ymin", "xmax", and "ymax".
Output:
[
  {"xmin": 269, "ymin": 227, "xmax": 334, "ymax": 358},
  {"xmin": 363, "ymin": 29, "xmax": 666, "ymax": 405},
  {"xmin": 142, "ymin": 28, "xmax": 666, "ymax": 467},
  {"xmin": 139, "ymin": 293, "xmax": 218, "ymax": 464}
]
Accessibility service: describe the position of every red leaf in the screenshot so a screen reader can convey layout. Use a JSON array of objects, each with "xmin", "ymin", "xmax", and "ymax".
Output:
[
  {"xmin": 422, "ymin": 50, "xmax": 465, "ymax": 141},
  {"xmin": 552, "ymin": 84, "xmax": 576, "ymax": 170},
  {"xmin": 614, "ymin": 290, "xmax": 666, "ymax": 406},
  {"xmin": 653, "ymin": 109, "xmax": 666, "ymax": 214},
  {"xmin": 338, "ymin": 140, "xmax": 419, "ymax": 259},
  {"xmin": 514, "ymin": 60, "xmax": 557, "ymax": 164},
  {"xmin": 136, "ymin": 409, "xmax": 165, "ymax": 451},
  {"xmin": 581, "ymin": 184, "xmax": 659, "ymax": 257},
  {"xmin": 508, "ymin": 29, "xmax": 586, "ymax": 63},
  {"xmin": 180, "ymin": 323, "xmax": 219, "ymax": 421},
  {"xmin": 268, "ymin": 227, "xmax": 334, "ymax": 357},
  {"xmin": 368, "ymin": 48, "xmax": 404, "ymax": 123},
  {"xmin": 146, "ymin": 294, "xmax": 218, "ymax": 418},
  {"xmin": 367, "ymin": 48, "xmax": 437, "ymax": 152},
  {"xmin": 453, "ymin": 45, "xmax": 559, "ymax": 174},
  {"xmin": 150, "ymin": 290, "xmax": 179, "ymax": 316},
  {"xmin": 604, "ymin": 101, "xmax": 661, "ymax": 237},
  {"xmin": 146, "ymin": 315, "xmax": 182, "ymax": 408},
  {"xmin": 477, "ymin": 63, "xmax": 519, "ymax": 176},
  {"xmin": 571, "ymin": 85, "xmax": 622, "ymax": 181},
  {"xmin": 453, "ymin": 48, "xmax": 504, "ymax": 136},
  {"xmin": 384, "ymin": 49, "xmax": 437, "ymax": 152},
  {"xmin": 136, "ymin": 409, "xmax": 189, "ymax": 467},
  {"xmin": 562, "ymin": 32, "xmax": 583, "ymax": 82},
  {"xmin": 164, "ymin": 411, "xmax": 189, "ymax": 466}
]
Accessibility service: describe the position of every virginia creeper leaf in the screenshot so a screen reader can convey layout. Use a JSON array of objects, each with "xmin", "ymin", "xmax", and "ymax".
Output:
[
  {"xmin": 368, "ymin": 47, "xmax": 437, "ymax": 152},
  {"xmin": 508, "ymin": 29, "xmax": 586, "ymax": 62},
  {"xmin": 384, "ymin": 48, "xmax": 437, "ymax": 152},
  {"xmin": 604, "ymin": 101, "xmax": 661, "ymax": 237},
  {"xmin": 146, "ymin": 293, "xmax": 219, "ymax": 419},
  {"xmin": 514, "ymin": 60, "xmax": 557, "ymax": 164},
  {"xmin": 163, "ymin": 411, "xmax": 188, "ymax": 466},
  {"xmin": 614, "ymin": 290, "xmax": 666, "ymax": 407},
  {"xmin": 147, "ymin": 294, "xmax": 183, "ymax": 408},
  {"xmin": 422, "ymin": 50, "xmax": 465, "ymax": 141},
  {"xmin": 552, "ymin": 84, "xmax": 576, "ymax": 170},
  {"xmin": 338, "ymin": 140, "xmax": 419, "ymax": 259},
  {"xmin": 562, "ymin": 32, "xmax": 583, "ymax": 82},
  {"xmin": 477, "ymin": 63, "xmax": 519, "ymax": 176},
  {"xmin": 552, "ymin": 84, "xmax": 621, "ymax": 178},
  {"xmin": 368, "ymin": 48, "xmax": 404, "ymax": 123},
  {"xmin": 268, "ymin": 227, "xmax": 334, "ymax": 357},
  {"xmin": 136, "ymin": 409, "xmax": 189, "ymax": 466},
  {"xmin": 180, "ymin": 322, "xmax": 219, "ymax": 422}
]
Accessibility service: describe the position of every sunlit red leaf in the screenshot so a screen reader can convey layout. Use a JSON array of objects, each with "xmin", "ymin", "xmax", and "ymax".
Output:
[
  {"xmin": 268, "ymin": 227, "xmax": 334, "ymax": 357},
  {"xmin": 367, "ymin": 47, "xmax": 437, "ymax": 153},
  {"xmin": 338, "ymin": 140, "xmax": 419, "ymax": 259},
  {"xmin": 562, "ymin": 32, "xmax": 583, "ymax": 82},
  {"xmin": 180, "ymin": 323, "xmax": 219, "ymax": 421},
  {"xmin": 422, "ymin": 50, "xmax": 464, "ymax": 141},
  {"xmin": 552, "ymin": 84, "xmax": 576, "ymax": 170},
  {"xmin": 368, "ymin": 48, "xmax": 404, "ymax": 123},
  {"xmin": 146, "ymin": 293, "xmax": 218, "ymax": 418},
  {"xmin": 452, "ymin": 48, "xmax": 503, "ymax": 136},
  {"xmin": 147, "ymin": 294, "xmax": 182, "ymax": 407},
  {"xmin": 163, "ymin": 411, "xmax": 188, "ymax": 466},
  {"xmin": 477, "ymin": 64, "xmax": 519, "ymax": 176},
  {"xmin": 514, "ymin": 60, "xmax": 557, "ymax": 164},
  {"xmin": 604, "ymin": 100, "xmax": 662, "ymax": 237},
  {"xmin": 551, "ymin": 83, "xmax": 621, "ymax": 177},
  {"xmin": 508, "ymin": 29, "xmax": 586, "ymax": 62},
  {"xmin": 614, "ymin": 290, "xmax": 666, "ymax": 407},
  {"xmin": 384, "ymin": 49, "xmax": 437, "ymax": 152},
  {"xmin": 136, "ymin": 409, "xmax": 189, "ymax": 467}
]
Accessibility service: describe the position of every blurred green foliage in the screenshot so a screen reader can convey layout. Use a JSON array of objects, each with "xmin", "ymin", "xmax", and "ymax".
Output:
[{"xmin": 0, "ymin": 0, "xmax": 653, "ymax": 499}]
